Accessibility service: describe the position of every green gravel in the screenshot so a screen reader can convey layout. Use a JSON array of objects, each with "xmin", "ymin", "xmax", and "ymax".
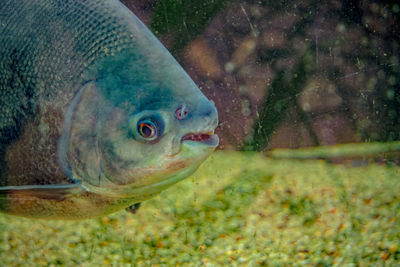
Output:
[{"xmin": 1, "ymin": 150, "xmax": 399, "ymax": 266}]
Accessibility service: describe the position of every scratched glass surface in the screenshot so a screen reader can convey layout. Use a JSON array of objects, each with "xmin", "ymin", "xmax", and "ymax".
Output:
[{"xmin": 0, "ymin": 0, "xmax": 399, "ymax": 265}]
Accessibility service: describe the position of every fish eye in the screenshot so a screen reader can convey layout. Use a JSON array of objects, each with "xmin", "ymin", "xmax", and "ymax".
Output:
[
  {"xmin": 129, "ymin": 112, "xmax": 165, "ymax": 143},
  {"xmin": 138, "ymin": 120, "xmax": 157, "ymax": 139}
]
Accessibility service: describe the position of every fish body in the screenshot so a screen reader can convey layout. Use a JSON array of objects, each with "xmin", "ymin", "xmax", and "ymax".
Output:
[{"xmin": 0, "ymin": 0, "xmax": 218, "ymax": 219}]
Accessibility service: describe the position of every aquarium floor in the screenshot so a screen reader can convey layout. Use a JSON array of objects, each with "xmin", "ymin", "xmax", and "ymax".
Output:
[{"xmin": 1, "ymin": 151, "xmax": 399, "ymax": 266}]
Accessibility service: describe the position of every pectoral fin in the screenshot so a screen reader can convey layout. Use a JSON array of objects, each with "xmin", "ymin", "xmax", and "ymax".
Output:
[{"xmin": 125, "ymin": 202, "xmax": 141, "ymax": 214}]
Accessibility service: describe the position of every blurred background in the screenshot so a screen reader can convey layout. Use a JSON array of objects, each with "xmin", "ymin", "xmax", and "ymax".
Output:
[{"xmin": 121, "ymin": 0, "xmax": 399, "ymax": 156}]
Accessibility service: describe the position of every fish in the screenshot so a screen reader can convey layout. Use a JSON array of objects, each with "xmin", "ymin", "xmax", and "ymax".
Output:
[{"xmin": 0, "ymin": 0, "xmax": 219, "ymax": 219}]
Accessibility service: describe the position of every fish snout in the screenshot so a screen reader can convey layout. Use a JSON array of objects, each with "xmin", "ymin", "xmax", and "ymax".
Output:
[
  {"xmin": 177, "ymin": 98, "xmax": 219, "ymax": 148},
  {"xmin": 197, "ymin": 98, "xmax": 219, "ymax": 130}
]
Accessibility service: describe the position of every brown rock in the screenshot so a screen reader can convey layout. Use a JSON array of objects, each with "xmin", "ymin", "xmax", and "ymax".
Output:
[
  {"xmin": 267, "ymin": 122, "xmax": 315, "ymax": 149},
  {"xmin": 226, "ymin": 36, "xmax": 257, "ymax": 72},
  {"xmin": 298, "ymin": 78, "xmax": 342, "ymax": 113},
  {"xmin": 312, "ymin": 114, "xmax": 359, "ymax": 145},
  {"xmin": 185, "ymin": 37, "xmax": 223, "ymax": 80}
]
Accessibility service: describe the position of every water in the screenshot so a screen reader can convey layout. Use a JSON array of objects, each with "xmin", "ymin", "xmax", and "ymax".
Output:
[{"xmin": 1, "ymin": 0, "xmax": 399, "ymax": 265}]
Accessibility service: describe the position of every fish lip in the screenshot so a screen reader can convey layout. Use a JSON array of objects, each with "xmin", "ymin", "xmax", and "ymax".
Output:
[{"xmin": 180, "ymin": 130, "xmax": 219, "ymax": 147}]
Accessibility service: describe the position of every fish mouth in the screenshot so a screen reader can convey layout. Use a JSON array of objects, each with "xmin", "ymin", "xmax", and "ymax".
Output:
[{"xmin": 181, "ymin": 130, "xmax": 219, "ymax": 147}]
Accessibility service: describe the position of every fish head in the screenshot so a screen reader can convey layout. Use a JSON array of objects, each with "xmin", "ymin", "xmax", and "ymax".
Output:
[{"xmin": 63, "ymin": 48, "xmax": 219, "ymax": 199}]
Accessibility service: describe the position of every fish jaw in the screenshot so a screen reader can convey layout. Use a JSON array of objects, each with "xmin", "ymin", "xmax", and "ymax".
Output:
[{"xmin": 181, "ymin": 131, "xmax": 219, "ymax": 147}]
